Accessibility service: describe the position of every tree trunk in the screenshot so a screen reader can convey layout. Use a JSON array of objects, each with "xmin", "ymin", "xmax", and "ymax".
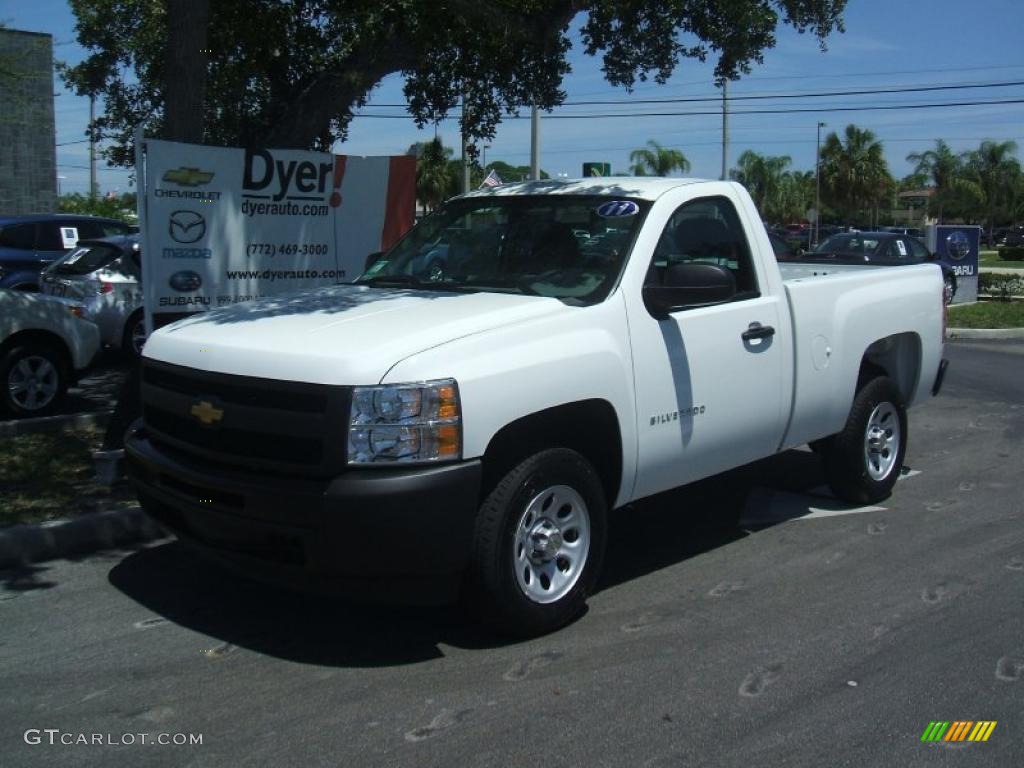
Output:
[{"xmin": 164, "ymin": 0, "xmax": 210, "ymax": 143}]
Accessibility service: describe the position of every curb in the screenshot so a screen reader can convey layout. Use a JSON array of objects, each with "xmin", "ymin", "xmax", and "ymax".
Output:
[
  {"xmin": 0, "ymin": 507, "xmax": 168, "ymax": 570},
  {"xmin": 0, "ymin": 409, "xmax": 113, "ymax": 438},
  {"xmin": 947, "ymin": 327, "xmax": 1024, "ymax": 340}
]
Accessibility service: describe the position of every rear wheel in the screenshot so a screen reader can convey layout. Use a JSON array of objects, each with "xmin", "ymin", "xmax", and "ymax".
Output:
[
  {"xmin": 468, "ymin": 448, "xmax": 607, "ymax": 637},
  {"xmin": 1, "ymin": 344, "xmax": 68, "ymax": 418},
  {"xmin": 820, "ymin": 376, "xmax": 907, "ymax": 504}
]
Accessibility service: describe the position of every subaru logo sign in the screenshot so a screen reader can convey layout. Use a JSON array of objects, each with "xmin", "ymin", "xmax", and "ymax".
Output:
[
  {"xmin": 169, "ymin": 270, "xmax": 203, "ymax": 292},
  {"xmin": 169, "ymin": 210, "xmax": 206, "ymax": 244},
  {"xmin": 946, "ymin": 230, "xmax": 970, "ymax": 260}
]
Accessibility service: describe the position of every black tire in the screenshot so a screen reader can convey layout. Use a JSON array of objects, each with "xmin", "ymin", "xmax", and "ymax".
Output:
[
  {"xmin": 820, "ymin": 376, "xmax": 907, "ymax": 504},
  {"xmin": 122, "ymin": 311, "xmax": 146, "ymax": 358},
  {"xmin": 0, "ymin": 343, "xmax": 68, "ymax": 418},
  {"xmin": 468, "ymin": 448, "xmax": 607, "ymax": 638}
]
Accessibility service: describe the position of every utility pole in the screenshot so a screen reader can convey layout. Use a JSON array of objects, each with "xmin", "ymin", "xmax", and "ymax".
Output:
[
  {"xmin": 814, "ymin": 121, "xmax": 826, "ymax": 247},
  {"xmin": 530, "ymin": 106, "xmax": 540, "ymax": 180},
  {"xmin": 720, "ymin": 80, "xmax": 729, "ymax": 181},
  {"xmin": 89, "ymin": 93, "xmax": 97, "ymax": 200},
  {"xmin": 461, "ymin": 90, "xmax": 471, "ymax": 194}
]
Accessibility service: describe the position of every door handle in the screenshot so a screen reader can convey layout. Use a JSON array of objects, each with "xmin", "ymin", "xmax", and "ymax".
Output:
[{"xmin": 742, "ymin": 322, "xmax": 775, "ymax": 341}]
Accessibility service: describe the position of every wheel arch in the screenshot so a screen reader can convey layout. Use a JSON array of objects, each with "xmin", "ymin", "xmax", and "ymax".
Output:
[
  {"xmin": 480, "ymin": 399, "xmax": 623, "ymax": 508},
  {"xmin": 0, "ymin": 329, "xmax": 73, "ymax": 375},
  {"xmin": 859, "ymin": 331, "xmax": 921, "ymax": 404}
]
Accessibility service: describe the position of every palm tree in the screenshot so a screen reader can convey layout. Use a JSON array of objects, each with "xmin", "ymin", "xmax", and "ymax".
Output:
[
  {"xmin": 774, "ymin": 170, "xmax": 815, "ymax": 224},
  {"xmin": 729, "ymin": 150, "xmax": 792, "ymax": 219},
  {"xmin": 905, "ymin": 139, "xmax": 968, "ymax": 222},
  {"xmin": 820, "ymin": 124, "xmax": 892, "ymax": 225},
  {"xmin": 629, "ymin": 140, "xmax": 690, "ymax": 176},
  {"xmin": 964, "ymin": 140, "xmax": 1020, "ymax": 241},
  {"xmin": 410, "ymin": 138, "xmax": 455, "ymax": 212}
]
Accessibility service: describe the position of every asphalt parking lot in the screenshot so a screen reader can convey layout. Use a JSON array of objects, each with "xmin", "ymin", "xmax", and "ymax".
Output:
[{"xmin": 1, "ymin": 340, "xmax": 1022, "ymax": 767}]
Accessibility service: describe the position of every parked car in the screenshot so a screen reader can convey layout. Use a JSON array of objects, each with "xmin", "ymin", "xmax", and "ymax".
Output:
[
  {"xmin": 0, "ymin": 289, "xmax": 101, "ymax": 417},
  {"xmin": 809, "ymin": 231, "xmax": 957, "ymax": 303},
  {"xmin": 997, "ymin": 226, "xmax": 1024, "ymax": 247},
  {"xmin": 0, "ymin": 214, "xmax": 135, "ymax": 291},
  {"xmin": 767, "ymin": 231, "xmax": 799, "ymax": 261},
  {"xmin": 39, "ymin": 235, "xmax": 146, "ymax": 357}
]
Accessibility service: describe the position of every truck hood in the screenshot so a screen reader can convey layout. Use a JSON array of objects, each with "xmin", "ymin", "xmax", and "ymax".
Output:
[{"xmin": 143, "ymin": 284, "xmax": 569, "ymax": 384}]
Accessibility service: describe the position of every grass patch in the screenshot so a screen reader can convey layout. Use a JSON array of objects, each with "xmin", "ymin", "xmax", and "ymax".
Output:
[
  {"xmin": 948, "ymin": 300, "xmax": 1024, "ymax": 329},
  {"xmin": 0, "ymin": 427, "xmax": 137, "ymax": 528},
  {"xmin": 980, "ymin": 250, "xmax": 1024, "ymax": 269}
]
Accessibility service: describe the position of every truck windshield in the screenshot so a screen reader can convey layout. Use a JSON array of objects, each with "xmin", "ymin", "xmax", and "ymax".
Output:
[{"xmin": 357, "ymin": 195, "xmax": 650, "ymax": 305}]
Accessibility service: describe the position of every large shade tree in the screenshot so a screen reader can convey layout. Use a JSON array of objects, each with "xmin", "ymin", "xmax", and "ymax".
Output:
[
  {"xmin": 820, "ymin": 124, "xmax": 892, "ymax": 225},
  {"xmin": 629, "ymin": 140, "xmax": 691, "ymax": 176},
  {"xmin": 60, "ymin": 1, "xmax": 848, "ymax": 163}
]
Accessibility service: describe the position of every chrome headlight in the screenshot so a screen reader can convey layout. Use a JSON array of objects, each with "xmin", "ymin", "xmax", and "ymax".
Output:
[{"xmin": 348, "ymin": 378, "xmax": 461, "ymax": 464}]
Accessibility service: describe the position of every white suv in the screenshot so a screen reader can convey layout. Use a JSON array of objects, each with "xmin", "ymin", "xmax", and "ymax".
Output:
[{"xmin": 0, "ymin": 289, "xmax": 101, "ymax": 418}]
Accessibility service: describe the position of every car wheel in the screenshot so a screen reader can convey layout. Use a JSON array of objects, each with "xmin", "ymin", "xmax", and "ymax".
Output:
[
  {"xmin": 122, "ymin": 312, "xmax": 146, "ymax": 358},
  {"xmin": 820, "ymin": 376, "xmax": 907, "ymax": 504},
  {"xmin": 468, "ymin": 448, "xmax": 607, "ymax": 637},
  {"xmin": 1, "ymin": 344, "xmax": 68, "ymax": 418}
]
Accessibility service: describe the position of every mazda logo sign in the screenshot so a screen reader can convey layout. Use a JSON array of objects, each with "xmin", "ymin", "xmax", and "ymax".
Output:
[{"xmin": 169, "ymin": 210, "xmax": 206, "ymax": 244}]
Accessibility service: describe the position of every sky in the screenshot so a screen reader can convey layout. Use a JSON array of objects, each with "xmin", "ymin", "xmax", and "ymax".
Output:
[{"xmin": 3, "ymin": 0, "xmax": 1023, "ymax": 196}]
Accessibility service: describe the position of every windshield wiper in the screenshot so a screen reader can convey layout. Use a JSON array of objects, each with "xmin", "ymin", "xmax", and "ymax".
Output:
[{"xmin": 358, "ymin": 274, "xmax": 425, "ymax": 287}]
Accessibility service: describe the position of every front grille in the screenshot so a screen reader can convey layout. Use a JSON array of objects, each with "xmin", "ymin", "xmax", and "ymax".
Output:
[{"xmin": 141, "ymin": 359, "xmax": 350, "ymax": 476}]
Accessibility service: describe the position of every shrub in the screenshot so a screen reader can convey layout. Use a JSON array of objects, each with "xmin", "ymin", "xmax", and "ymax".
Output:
[
  {"xmin": 996, "ymin": 246, "xmax": 1024, "ymax": 261},
  {"xmin": 979, "ymin": 272, "xmax": 1024, "ymax": 301}
]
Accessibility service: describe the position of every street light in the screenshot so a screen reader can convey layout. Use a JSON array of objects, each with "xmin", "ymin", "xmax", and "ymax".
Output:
[{"xmin": 814, "ymin": 121, "xmax": 826, "ymax": 248}]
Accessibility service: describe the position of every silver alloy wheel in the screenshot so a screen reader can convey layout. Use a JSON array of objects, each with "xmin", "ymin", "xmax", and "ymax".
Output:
[
  {"xmin": 8, "ymin": 354, "xmax": 59, "ymax": 411},
  {"xmin": 863, "ymin": 401, "xmax": 900, "ymax": 481},
  {"xmin": 131, "ymin": 318, "xmax": 147, "ymax": 354},
  {"xmin": 513, "ymin": 484, "xmax": 591, "ymax": 604}
]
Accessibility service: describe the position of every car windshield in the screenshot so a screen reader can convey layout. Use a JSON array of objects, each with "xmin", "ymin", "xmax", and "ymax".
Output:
[
  {"xmin": 356, "ymin": 195, "xmax": 651, "ymax": 305},
  {"xmin": 49, "ymin": 243, "xmax": 123, "ymax": 276}
]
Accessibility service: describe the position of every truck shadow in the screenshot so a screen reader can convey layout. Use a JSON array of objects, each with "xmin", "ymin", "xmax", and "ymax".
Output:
[{"xmin": 107, "ymin": 448, "xmax": 830, "ymax": 666}]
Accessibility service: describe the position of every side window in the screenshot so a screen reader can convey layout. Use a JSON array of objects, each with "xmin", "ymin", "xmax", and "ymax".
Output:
[
  {"xmin": 648, "ymin": 196, "xmax": 759, "ymax": 298},
  {"xmin": 101, "ymin": 221, "xmax": 131, "ymax": 236},
  {"xmin": 38, "ymin": 223, "xmax": 72, "ymax": 251},
  {"xmin": 76, "ymin": 220, "xmax": 107, "ymax": 239},
  {"xmin": 0, "ymin": 223, "xmax": 37, "ymax": 250},
  {"xmin": 908, "ymin": 238, "xmax": 929, "ymax": 259}
]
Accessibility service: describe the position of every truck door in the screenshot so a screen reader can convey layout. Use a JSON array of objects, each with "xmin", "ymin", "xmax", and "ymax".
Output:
[{"xmin": 628, "ymin": 194, "xmax": 787, "ymax": 499}]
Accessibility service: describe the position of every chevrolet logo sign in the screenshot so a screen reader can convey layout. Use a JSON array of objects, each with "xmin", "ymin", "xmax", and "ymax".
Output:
[
  {"xmin": 163, "ymin": 167, "xmax": 215, "ymax": 187},
  {"xmin": 190, "ymin": 400, "xmax": 224, "ymax": 425}
]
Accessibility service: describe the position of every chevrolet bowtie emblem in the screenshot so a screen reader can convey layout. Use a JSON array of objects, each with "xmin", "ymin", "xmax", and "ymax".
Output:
[
  {"xmin": 163, "ymin": 167, "xmax": 215, "ymax": 187},
  {"xmin": 190, "ymin": 400, "xmax": 224, "ymax": 425}
]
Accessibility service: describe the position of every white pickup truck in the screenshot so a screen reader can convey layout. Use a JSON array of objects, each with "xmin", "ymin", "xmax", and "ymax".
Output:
[{"xmin": 126, "ymin": 179, "xmax": 948, "ymax": 636}]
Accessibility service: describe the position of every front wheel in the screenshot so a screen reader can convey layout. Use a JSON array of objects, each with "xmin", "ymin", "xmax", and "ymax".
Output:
[
  {"xmin": 468, "ymin": 448, "xmax": 607, "ymax": 637},
  {"xmin": 820, "ymin": 376, "xmax": 907, "ymax": 504},
  {"xmin": 122, "ymin": 312, "xmax": 147, "ymax": 358}
]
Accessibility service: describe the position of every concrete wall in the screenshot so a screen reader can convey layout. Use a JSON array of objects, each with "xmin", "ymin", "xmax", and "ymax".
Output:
[{"xmin": 0, "ymin": 29, "xmax": 57, "ymax": 214}]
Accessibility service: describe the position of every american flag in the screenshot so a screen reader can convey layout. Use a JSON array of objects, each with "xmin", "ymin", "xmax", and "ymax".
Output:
[{"xmin": 479, "ymin": 169, "xmax": 503, "ymax": 188}]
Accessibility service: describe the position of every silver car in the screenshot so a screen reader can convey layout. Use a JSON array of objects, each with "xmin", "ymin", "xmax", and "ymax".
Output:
[{"xmin": 39, "ymin": 235, "xmax": 146, "ymax": 357}]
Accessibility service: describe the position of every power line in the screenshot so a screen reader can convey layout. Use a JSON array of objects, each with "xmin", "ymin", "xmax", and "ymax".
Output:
[
  {"xmin": 363, "ymin": 79, "xmax": 1024, "ymax": 109},
  {"xmin": 354, "ymin": 97, "xmax": 1024, "ymax": 120}
]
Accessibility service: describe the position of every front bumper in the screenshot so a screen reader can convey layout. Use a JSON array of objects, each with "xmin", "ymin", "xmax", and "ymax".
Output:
[{"xmin": 126, "ymin": 424, "xmax": 482, "ymax": 602}]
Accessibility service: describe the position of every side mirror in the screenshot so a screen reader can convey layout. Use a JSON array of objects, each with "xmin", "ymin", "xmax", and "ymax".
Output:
[
  {"xmin": 364, "ymin": 251, "xmax": 384, "ymax": 270},
  {"xmin": 643, "ymin": 263, "xmax": 736, "ymax": 318}
]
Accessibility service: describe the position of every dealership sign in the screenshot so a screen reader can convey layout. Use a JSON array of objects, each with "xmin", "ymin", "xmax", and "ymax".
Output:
[{"xmin": 138, "ymin": 138, "xmax": 415, "ymax": 329}]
